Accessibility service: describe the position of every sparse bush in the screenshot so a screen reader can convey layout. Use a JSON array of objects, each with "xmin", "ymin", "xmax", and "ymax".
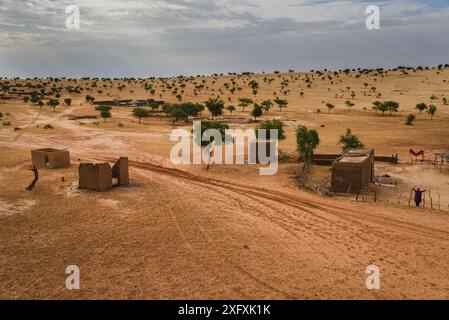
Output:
[
  {"xmin": 2, "ymin": 121, "xmax": 11, "ymax": 126},
  {"xmin": 405, "ymin": 114, "xmax": 415, "ymax": 125},
  {"xmin": 44, "ymin": 124, "xmax": 53, "ymax": 129}
]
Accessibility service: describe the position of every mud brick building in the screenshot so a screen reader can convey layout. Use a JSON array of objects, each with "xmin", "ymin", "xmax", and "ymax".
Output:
[
  {"xmin": 31, "ymin": 148, "xmax": 70, "ymax": 169},
  {"xmin": 331, "ymin": 149, "xmax": 374, "ymax": 194}
]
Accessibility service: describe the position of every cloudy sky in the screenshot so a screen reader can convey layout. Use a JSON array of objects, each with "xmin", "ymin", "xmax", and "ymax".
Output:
[{"xmin": 0, "ymin": 0, "xmax": 448, "ymax": 77}]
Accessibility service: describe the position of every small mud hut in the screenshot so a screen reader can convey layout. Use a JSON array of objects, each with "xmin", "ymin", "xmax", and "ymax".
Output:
[
  {"xmin": 31, "ymin": 148, "xmax": 70, "ymax": 169},
  {"xmin": 331, "ymin": 149, "xmax": 374, "ymax": 194}
]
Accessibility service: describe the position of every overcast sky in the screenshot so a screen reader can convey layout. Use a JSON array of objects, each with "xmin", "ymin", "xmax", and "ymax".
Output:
[{"xmin": 1, "ymin": 0, "xmax": 448, "ymax": 78}]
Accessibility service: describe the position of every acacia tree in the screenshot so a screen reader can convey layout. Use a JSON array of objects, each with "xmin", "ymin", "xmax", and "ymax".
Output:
[
  {"xmin": 428, "ymin": 104, "xmax": 437, "ymax": 119},
  {"xmin": 261, "ymin": 100, "xmax": 273, "ymax": 114},
  {"xmin": 238, "ymin": 97, "xmax": 253, "ymax": 112},
  {"xmin": 64, "ymin": 98, "xmax": 72, "ymax": 106},
  {"xmin": 345, "ymin": 100, "xmax": 355, "ymax": 111},
  {"xmin": 383, "ymin": 101, "xmax": 399, "ymax": 116},
  {"xmin": 339, "ymin": 128, "xmax": 364, "ymax": 151},
  {"xmin": 415, "ymin": 103, "xmax": 427, "ymax": 114},
  {"xmin": 255, "ymin": 119, "xmax": 286, "ymax": 140},
  {"xmin": 47, "ymin": 99, "xmax": 60, "ymax": 112},
  {"xmin": 194, "ymin": 120, "xmax": 229, "ymax": 170},
  {"xmin": 296, "ymin": 125, "xmax": 320, "ymax": 164},
  {"xmin": 274, "ymin": 97, "xmax": 288, "ymax": 111},
  {"xmin": 226, "ymin": 105, "xmax": 236, "ymax": 114},
  {"xmin": 169, "ymin": 107, "xmax": 188, "ymax": 124},
  {"xmin": 132, "ymin": 107, "xmax": 150, "ymax": 124},
  {"xmin": 373, "ymin": 101, "xmax": 388, "ymax": 116},
  {"xmin": 252, "ymin": 104, "xmax": 263, "ymax": 121},
  {"xmin": 100, "ymin": 110, "xmax": 111, "ymax": 123},
  {"xmin": 204, "ymin": 98, "xmax": 224, "ymax": 120},
  {"xmin": 326, "ymin": 102, "xmax": 335, "ymax": 113},
  {"xmin": 85, "ymin": 95, "xmax": 95, "ymax": 104}
]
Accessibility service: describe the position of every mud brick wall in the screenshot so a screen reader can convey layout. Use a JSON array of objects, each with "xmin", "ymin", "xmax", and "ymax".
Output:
[{"xmin": 112, "ymin": 157, "xmax": 130, "ymax": 186}]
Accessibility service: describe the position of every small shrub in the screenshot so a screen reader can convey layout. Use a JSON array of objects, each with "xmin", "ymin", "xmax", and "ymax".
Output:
[
  {"xmin": 405, "ymin": 114, "xmax": 415, "ymax": 125},
  {"xmin": 44, "ymin": 124, "xmax": 53, "ymax": 129},
  {"xmin": 2, "ymin": 121, "xmax": 11, "ymax": 126},
  {"xmin": 118, "ymin": 122, "xmax": 124, "ymax": 127},
  {"xmin": 14, "ymin": 127, "xmax": 21, "ymax": 131}
]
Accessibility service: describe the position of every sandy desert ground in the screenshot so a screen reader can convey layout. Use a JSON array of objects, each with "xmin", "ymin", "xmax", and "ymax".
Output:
[{"xmin": 1, "ymin": 67, "xmax": 449, "ymax": 299}]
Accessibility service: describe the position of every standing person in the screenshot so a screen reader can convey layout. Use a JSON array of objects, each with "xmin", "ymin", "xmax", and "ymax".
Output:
[{"xmin": 412, "ymin": 188, "xmax": 426, "ymax": 207}]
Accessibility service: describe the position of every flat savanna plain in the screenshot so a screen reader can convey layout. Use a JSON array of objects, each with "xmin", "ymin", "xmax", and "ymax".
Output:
[{"xmin": 1, "ymin": 68, "xmax": 449, "ymax": 299}]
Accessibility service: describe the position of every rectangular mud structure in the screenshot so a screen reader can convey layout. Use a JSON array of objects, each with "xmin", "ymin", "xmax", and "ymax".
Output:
[
  {"xmin": 331, "ymin": 149, "xmax": 374, "ymax": 194},
  {"xmin": 31, "ymin": 148, "xmax": 70, "ymax": 169},
  {"xmin": 79, "ymin": 163, "xmax": 113, "ymax": 191},
  {"xmin": 79, "ymin": 157, "xmax": 129, "ymax": 191}
]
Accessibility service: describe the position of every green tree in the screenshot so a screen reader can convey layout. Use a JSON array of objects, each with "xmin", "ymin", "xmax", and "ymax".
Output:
[
  {"xmin": 132, "ymin": 107, "xmax": 150, "ymax": 124},
  {"xmin": 345, "ymin": 100, "xmax": 355, "ymax": 111},
  {"xmin": 383, "ymin": 100, "xmax": 399, "ymax": 116},
  {"xmin": 47, "ymin": 99, "xmax": 60, "ymax": 112},
  {"xmin": 95, "ymin": 105, "xmax": 112, "ymax": 112},
  {"xmin": 255, "ymin": 119, "xmax": 286, "ymax": 140},
  {"xmin": 252, "ymin": 104, "xmax": 263, "ymax": 121},
  {"xmin": 226, "ymin": 105, "xmax": 236, "ymax": 114},
  {"xmin": 372, "ymin": 101, "xmax": 382, "ymax": 113},
  {"xmin": 204, "ymin": 98, "xmax": 224, "ymax": 120},
  {"xmin": 373, "ymin": 101, "xmax": 388, "ymax": 116},
  {"xmin": 428, "ymin": 104, "xmax": 437, "ymax": 119},
  {"xmin": 261, "ymin": 100, "xmax": 273, "ymax": 114},
  {"xmin": 194, "ymin": 120, "xmax": 229, "ymax": 170},
  {"xmin": 85, "ymin": 95, "xmax": 95, "ymax": 103},
  {"xmin": 169, "ymin": 107, "xmax": 188, "ymax": 124},
  {"xmin": 64, "ymin": 98, "xmax": 72, "ymax": 106},
  {"xmin": 274, "ymin": 97, "xmax": 288, "ymax": 111},
  {"xmin": 326, "ymin": 102, "xmax": 335, "ymax": 113},
  {"xmin": 238, "ymin": 97, "xmax": 253, "ymax": 112},
  {"xmin": 415, "ymin": 103, "xmax": 427, "ymax": 114},
  {"xmin": 180, "ymin": 102, "xmax": 202, "ymax": 119},
  {"xmin": 296, "ymin": 125, "xmax": 320, "ymax": 164},
  {"xmin": 339, "ymin": 128, "xmax": 364, "ymax": 151},
  {"xmin": 100, "ymin": 110, "xmax": 111, "ymax": 123}
]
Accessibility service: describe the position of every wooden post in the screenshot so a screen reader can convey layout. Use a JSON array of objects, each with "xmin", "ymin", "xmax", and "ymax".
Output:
[{"xmin": 26, "ymin": 165, "xmax": 39, "ymax": 191}]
